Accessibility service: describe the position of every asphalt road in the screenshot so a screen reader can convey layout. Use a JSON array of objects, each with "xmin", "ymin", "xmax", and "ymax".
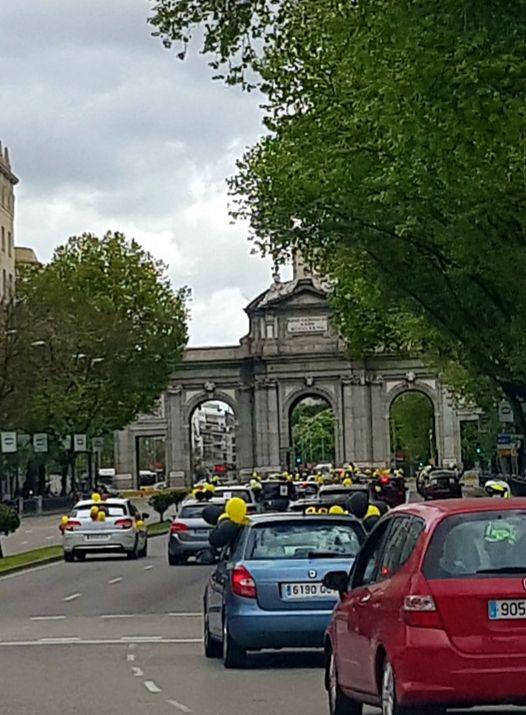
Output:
[{"xmin": 0, "ymin": 534, "xmax": 524, "ymax": 715}]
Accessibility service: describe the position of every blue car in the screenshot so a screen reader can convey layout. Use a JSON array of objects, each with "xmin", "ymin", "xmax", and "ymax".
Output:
[{"xmin": 203, "ymin": 512, "xmax": 365, "ymax": 668}]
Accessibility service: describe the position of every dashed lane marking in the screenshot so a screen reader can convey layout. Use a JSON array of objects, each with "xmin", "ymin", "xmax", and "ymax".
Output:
[
  {"xmin": 63, "ymin": 593, "xmax": 81, "ymax": 602},
  {"xmin": 144, "ymin": 565, "xmax": 154, "ymax": 571},
  {"xmin": 144, "ymin": 681, "xmax": 162, "ymax": 694},
  {"xmin": 127, "ymin": 654, "xmax": 136, "ymax": 662},
  {"xmin": 132, "ymin": 667, "xmax": 144, "ymax": 677},
  {"xmin": 39, "ymin": 638, "xmax": 81, "ymax": 644},
  {"xmin": 167, "ymin": 700, "xmax": 192, "ymax": 713},
  {"xmin": 168, "ymin": 613, "xmax": 201, "ymax": 618},
  {"xmin": 31, "ymin": 616, "xmax": 66, "ymax": 621},
  {"xmin": 108, "ymin": 577, "xmax": 123, "ymax": 584},
  {"xmin": 100, "ymin": 614, "xmax": 135, "ymax": 619}
]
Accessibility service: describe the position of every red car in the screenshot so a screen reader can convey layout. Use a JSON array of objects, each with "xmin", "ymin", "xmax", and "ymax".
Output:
[{"xmin": 323, "ymin": 499, "xmax": 526, "ymax": 714}]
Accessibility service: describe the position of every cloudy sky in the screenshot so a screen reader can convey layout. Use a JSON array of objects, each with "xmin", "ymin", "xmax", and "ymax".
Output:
[{"xmin": 0, "ymin": 0, "xmax": 281, "ymax": 345}]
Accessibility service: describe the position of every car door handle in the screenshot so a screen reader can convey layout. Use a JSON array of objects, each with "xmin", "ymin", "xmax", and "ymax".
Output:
[{"xmin": 358, "ymin": 594, "xmax": 372, "ymax": 605}]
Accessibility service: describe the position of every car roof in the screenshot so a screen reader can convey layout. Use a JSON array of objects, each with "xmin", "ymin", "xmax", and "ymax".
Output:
[
  {"xmin": 391, "ymin": 497, "xmax": 526, "ymax": 521},
  {"xmin": 247, "ymin": 512, "xmax": 362, "ymax": 526},
  {"xmin": 181, "ymin": 499, "xmax": 225, "ymax": 507}
]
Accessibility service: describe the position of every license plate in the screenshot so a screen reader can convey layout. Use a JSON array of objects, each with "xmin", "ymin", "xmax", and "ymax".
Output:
[
  {"xmin": 282, "ymin": 582, "xmax": 331, "ymax": 600},
  {"xmin": 85, "ymin": 534, "xmax": 111, "ymax": 542},
  {"xmin": 193, "ymin": 529, "xmax": 209, "ymax": 536},
  {"xmin": 489, "ymin": 599, "xmax": 526, "ymax": 620}
]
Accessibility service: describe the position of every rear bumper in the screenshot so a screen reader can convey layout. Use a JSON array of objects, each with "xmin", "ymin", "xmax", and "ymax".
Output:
[
  {"xmin": 168, "ymin": 535, "xmax": 210, "ymax": 557},
  {"xmin": 227, "ymin": 598, "xmax": 332, "ymax": 649},
  {"xmin": 63, "ymin": 532, "xmax": 137, "ymax": 553},
  {"xmin": 394, "ymin": 628, "xmax": 526, "ymax": 707}
]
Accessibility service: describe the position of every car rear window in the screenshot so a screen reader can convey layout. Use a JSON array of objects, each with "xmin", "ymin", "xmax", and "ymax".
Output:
[
  {"xmin": 73, "ymin": 503, "xmax": 127, "ymax": 518},
  {"xmin": 215, "ymin": 489, "xmax": 252, "ymax": 503},
  {"xmin": 423, "ymin": 510, "xmax": 526, "ymax": 579},
  {"xmin": 245, "ymin": 520, "xmax": 363, "ymax": 560},
  {"xmin": 179, "ymin": 505, "xmax": 208, "ymax": 519}
]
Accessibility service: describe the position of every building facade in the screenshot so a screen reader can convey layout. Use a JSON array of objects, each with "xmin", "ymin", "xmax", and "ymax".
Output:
[
  {"xmin": 0, "ymin": 142, "xmax": 17, "ymax": 301},
  {"xmin": 115, "ymin": 262, "xmax": 479, "ymax": 487},
  {"xmin": 192, "ymin": 403, "xmax": 236, "ymax": 472}
]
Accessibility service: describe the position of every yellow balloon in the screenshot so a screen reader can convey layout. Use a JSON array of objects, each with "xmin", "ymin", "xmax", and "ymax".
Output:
[
  {"xmin": 91, "ymin": 493, "xmax": 102, "ymax": 502},
  {"xmin": 60, "ymin": 515, "xmax": 69, "ymax": 526},
  {"xmin": 329, "ymin": 505, "xmax": 346, "ymax": 515},
  {"xmin": 90, "ymin": 506, "xmax": 99, "ymax": 517},
  {"xmin": 97, "ymin": 511, "xmax": 106, "ymax": 522},
  {"xmin": 366, "ymin": 505, "xmax": 381, "ymax": 518},
  {"xmin": 305, "ymin": 506, "xmax": 317, "ymax": 515},
  {"xmin": 136, "ymin": 520, "xmax": 145, "ymax": 529},
  {"xmin": 226, "ymin": 497, "xmax": 247, "ymax": 525},
  {"xmin": 342, "ymin": 478, "xmax": 353, "ymax": 487}
]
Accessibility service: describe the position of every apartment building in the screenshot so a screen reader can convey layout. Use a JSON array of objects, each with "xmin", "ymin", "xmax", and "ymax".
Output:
[{"xmin": 0, "ymin": 142, "xmax": 17, "ymax": 301}]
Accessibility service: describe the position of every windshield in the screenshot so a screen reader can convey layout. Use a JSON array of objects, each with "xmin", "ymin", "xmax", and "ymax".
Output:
[
  {"xmin": 215, "ymin": 488, "xmax": 252, "ymax": 503},
  {"xmin": 73, "ymin": 503, "xmax": 127, "ymax": 518},
  {"xmin": 245, "ymin": 520, "xmax": 362, "ymax": 560},
  {"xmin": 423, "ymin": 510, "xmax": 526, "ymax": 579},
  {"xmin": 179, "ymin": 505, "xmax": 209, "ymax": 519}
]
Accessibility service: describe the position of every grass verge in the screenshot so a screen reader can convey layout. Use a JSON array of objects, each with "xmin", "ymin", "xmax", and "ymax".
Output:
[
  {"xmin": 0, "ymin": 545, "xmax": 63, "ymax": 575},
  {"xmin": 147, "ymin": 521, "xmax": 170, "ymax": 537}
]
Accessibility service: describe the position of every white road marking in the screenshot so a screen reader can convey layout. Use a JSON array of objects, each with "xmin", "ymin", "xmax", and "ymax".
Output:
[
  {"xmin": 108, "ymin": 577, "xmax": 123, "ymax": 584},
  {"xmin": 100, "ymin": 614, "xmax": 135, "ymax": 620},
  {"xmin": 24, "ymin": 529, "xmax": 33, "ymax": 534},
  {"xmin": 46, "ymin": 536, "xmax": 54, "ymax": 540},
  {"xmin": 120, "ymin": 636, "xmax": 163, "ymax": 642},
  {"xmin": 39, "ymin": 637, "xmax": 81, "ymax": 644},
  {"xmin": 132, "ymin": 667, "xmax": 144, "ymax": 677},
  {"xmin": 144, "ymin": 681, "xmax": 162, "ymax": 694},
  {"xmin": 21, "ymin": 541, "xmax": 28, "ymax": 545},
  {"xmin": 63, "ymin": 593, "xmax": 81, "ymax": 602},
  {"xmin": 167, "ymin": 700, "xmax": 192, "ymax": 713},
  {"xmin": 127, "ymin": 654, "xmax": 136, "ymax": 662},
  {"xmin": 0, "ymin": 638, "xmax": 202, "ymax": 647},
  {"xmin": 168, "ymin": 613, "xmax": 201, "ymax": 618},
  {"xmin": 31, "ymin": 616, "xmax": 66, "ymax": 622},
  {"xmin": 144, "ymin": 565, "xmax": 154, "ymax": 571}
]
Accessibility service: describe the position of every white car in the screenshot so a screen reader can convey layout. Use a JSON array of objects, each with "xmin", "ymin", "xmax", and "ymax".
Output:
[{"xmin": 62, "ymin": 498, "xmax": 149, "ymax": 562}]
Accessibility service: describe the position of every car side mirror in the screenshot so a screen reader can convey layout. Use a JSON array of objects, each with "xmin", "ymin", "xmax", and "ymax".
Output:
[
  {"xmin": 323, "ymin": 570, "xmax": 349, "ymax": 597},
  {"xmin": 142, "ymin": 512, "xmax": 150, "ymax": 520}
]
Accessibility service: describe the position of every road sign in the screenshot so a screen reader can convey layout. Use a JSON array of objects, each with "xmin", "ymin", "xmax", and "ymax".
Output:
[
  {"xmin": 33, "ymin": 433, "xmax": 48, "ymax": 453},
  {"xmin": 499, "ymin": 401, "xmax": 515, "ymax": 424},
  {"xmin": 92, "ymin": 437, "xmax": 104, "ymax": 452},
  {"xmin": 1, "ymin": 432, "xmax": 17, "ymax": 454},
  {"xmin": 74, "ymin": 434, "xmax": 87, "ymax": 452},
  {"xmin": 497, "ymin": 433, "xmax": 512, "ymax": 445}
]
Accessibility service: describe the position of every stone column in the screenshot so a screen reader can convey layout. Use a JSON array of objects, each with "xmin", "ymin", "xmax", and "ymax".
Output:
[
  {"xmin": 346, "ymin": 373, "xmax": 373, "ymax": 464},
  {"xmin": 236, "ymin": 385, "xmax": 255, "ymax": 477},
  {"xmin": 439, "ymin": 388, "xmax": 461, "ymax": 466},
  {"xmin": 254, "ymin": 380, "xmax": 281, "ymax": 473},
  {"xmin": 266, "ymin": 380, "xmax": 282, "ymax": 470},
  {"xmin": 165, "ymin": 386, "xmax": 190, "ymax": 486},
  {"xmin": 370, "ymin": 378, "xmax": 389, "ymax": 467},
  {"xmin": 114, "ymin": 429, "xmax": 136, "ymax": 489}
]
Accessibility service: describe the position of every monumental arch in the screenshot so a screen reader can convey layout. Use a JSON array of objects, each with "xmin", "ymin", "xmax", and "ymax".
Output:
[{"xmin": 115, "ymin": 263, "xmax": 476, "ymax": 487}]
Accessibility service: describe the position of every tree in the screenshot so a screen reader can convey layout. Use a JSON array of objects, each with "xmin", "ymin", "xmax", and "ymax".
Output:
[
  {"xmin": 0, "ymin": 504, "xmax": 20, "ymax": 558},
  {"xmin": 2, "ymin": 232, "xmax": 188, "ymax": 493},
  {"xmin": 152, "ymin": 1, "xmax": 526, "ymax": 432},
  {"xmin": 390, "ymin": 394, "xmax": 435, "ymax": 474},
  {"xmin": 292, "ymin": 404, "xmax": 335, "ymax": 465},
  {"xmin": 149, "ymin": 491, "xmax": 176, "ymax": 523}
]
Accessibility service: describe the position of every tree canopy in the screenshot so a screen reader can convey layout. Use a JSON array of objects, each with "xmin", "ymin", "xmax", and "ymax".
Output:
[
  {"xmin": 151, "ymin": 0, "xmax": 526, "ymax": 428},
  {"xmin": 3, "ymin": 232, "xmax": 188, "ymax": 441},
  {"xmin": 292, "ymin": 401, "xmax": 335, "ymax": 465}
]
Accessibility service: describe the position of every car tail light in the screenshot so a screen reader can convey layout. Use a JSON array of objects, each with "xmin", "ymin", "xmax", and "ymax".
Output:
[
  {"xmin": 403, "ymin": 594, "xmax": 443, "ymax": 628},
  {"xmin": 379, "ymin": 476, "xmax": 390, "ymax": 485},
  {"xmin": 170, "ymin": 521, "xmax": 189, "ymax": 534},
  {"xmin": 231, "ymin": 565, "xmax": 257, "ymax": 599},
  {"xmin": 63, "ymin": 519, "xmax": 82, "ymax": 532},
  {"xmin": 115, "ymin": 518, "xmax": 134, "ymax": 530}
]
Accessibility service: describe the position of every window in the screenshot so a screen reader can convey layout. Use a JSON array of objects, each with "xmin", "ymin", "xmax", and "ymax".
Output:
[
  {"xmin": 2, "ymin": 269, "xmax": 5, "ymax": 298},
  {"xmin": 73, "ymin": 503, "xmax": 127, "ymax": 518},
  {"xmin": 423, "ymin": 510, "xmax": 526, "ymax": 580},
  {"xmin": 7, "ymin": 231, "xmax": 11, "ymax": 257},
  {"xmin": 378, "ymin": 516, "xmax": 425, "ymax": 579},
  {"xmin": 351, "ymin": 520, "xmax": 392, "ymax": 588},
  {"xmin": 246, "ymin": 520, "xmax": 363, "ymax": 561},
  {"xmin": 1, "ymin": 226, "xmax": 4, "ymax": 252}
]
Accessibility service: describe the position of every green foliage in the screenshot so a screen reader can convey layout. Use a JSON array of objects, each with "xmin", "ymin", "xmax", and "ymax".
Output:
[
  {"xmin": 3, "ymin": 232, "xmax": 188, "ymax": 439},
  {"xmin": 0, "ymin": 504, "xmax": 20, "ymax": 536},
  {"xmin": 292, "ymin": 404, "xmax": 335, "ymax": 464},
  {"xmin": 154, "ymin": 0, "xmax": 526, "ymax": 424},
  {"xmin": 390, "ymin": 393, "xmax": 435, "ymax": 472},
  {"xmin": 148, "ymin": 488, "xmax": 190, "ymax": 521}
]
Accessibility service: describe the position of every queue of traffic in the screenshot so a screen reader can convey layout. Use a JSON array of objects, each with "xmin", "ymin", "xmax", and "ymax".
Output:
[{"xmin": 56, "ymin": 467, "xmax": 526, "ymax": 714}]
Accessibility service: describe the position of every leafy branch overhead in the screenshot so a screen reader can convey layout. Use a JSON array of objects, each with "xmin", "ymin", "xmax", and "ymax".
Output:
[{"xmin": 152, "ymin": 0, "xmax": 526, "ymax": 427}]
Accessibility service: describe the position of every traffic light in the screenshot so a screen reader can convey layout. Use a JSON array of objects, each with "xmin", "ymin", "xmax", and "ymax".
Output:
[
  {"xmin": 476, "ymin": 443, "xmax": 482, "ymax": 456},
  {"xmin": 295, "ymin": 456, "xmax": 302, "ymax": 465}
]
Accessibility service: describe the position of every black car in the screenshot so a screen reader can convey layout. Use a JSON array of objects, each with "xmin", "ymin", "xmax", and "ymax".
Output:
[{"xmin": 416, "ymin": 469, "xmax": 462, "ymax": 500}]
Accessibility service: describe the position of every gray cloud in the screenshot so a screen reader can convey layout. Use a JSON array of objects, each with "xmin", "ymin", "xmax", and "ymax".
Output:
[{"xmin": 0, "ymin": 0, "xmax": 273, "ymax": 345}]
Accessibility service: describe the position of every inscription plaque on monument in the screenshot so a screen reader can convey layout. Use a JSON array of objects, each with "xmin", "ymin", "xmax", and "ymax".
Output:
[{"xmin": 287, "ymin": 316, "xmax": 328, "ymax": 334}]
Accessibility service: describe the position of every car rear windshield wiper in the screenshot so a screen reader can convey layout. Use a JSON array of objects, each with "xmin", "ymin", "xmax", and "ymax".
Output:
[
  {"xmin": 476, "ymin": 566, "xmax": 526, "ymax": 574},
  {"xmin": 308, "ymin": 551, "xmax": 344, "ymax": 559}
]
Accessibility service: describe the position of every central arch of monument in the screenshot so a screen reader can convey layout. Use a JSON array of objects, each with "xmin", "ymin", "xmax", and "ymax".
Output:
[{"xmin": 115, "ymin": 264, "xmax": 475, "ymax": 487}]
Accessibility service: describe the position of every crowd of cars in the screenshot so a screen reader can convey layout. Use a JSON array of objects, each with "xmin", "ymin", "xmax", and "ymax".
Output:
[{"xmin": 58, "ymin": 467, "xmax": 526, "ymax": 713}]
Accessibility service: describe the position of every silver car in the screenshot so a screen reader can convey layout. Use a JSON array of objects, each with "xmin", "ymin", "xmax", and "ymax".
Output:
[
  {"xmin": 62, "ymin": 498, "xmax": 148, "ymax": 562},
  {"xmin": 168, "ymin": 499, "xmax": 224, "ymax": 566}
]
